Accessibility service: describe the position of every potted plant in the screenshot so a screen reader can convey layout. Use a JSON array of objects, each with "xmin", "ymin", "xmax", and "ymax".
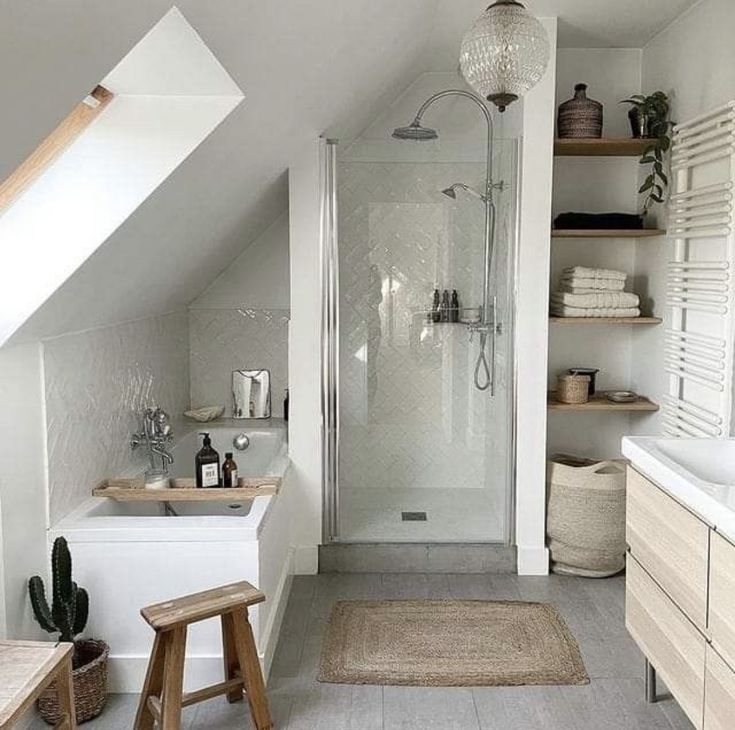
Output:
[
  {"xmin": 622, "ymin": 91, "xmax": 675, "ymax": 215},
  {"xmin": 29, "ymin": 537, "xmax": 109, "ymax": 725}
]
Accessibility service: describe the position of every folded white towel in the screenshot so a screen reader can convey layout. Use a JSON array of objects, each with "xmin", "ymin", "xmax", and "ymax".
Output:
[
  {"xmin": 551, "ymin": 291, "xmax": 640, "ymax": 309},
  {"xmin": 550, "ymin": 305, "xmax": 641, "ymax": 318},
  {"xmin": 563, "ymin": 266, "xmax": 627, "ymax": 281},
  {"xmin": 560, "ymin": 277, "xmax": 626, "ymax": 292}
]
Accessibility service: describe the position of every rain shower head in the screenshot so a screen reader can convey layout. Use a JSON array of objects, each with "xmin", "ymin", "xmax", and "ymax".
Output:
[
  {"xmin": 441, "ymin": 183, "xmax": 488, "ymax": 203},
  {"xmin": 392, "ymin": 120, "xmax": 439, "ymax": 141}
]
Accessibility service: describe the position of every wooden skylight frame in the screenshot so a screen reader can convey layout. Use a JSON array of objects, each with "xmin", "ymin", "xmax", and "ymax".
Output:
[{"xmin": 0, "ymin": 85, "xmax": 113, "ymax": 213}]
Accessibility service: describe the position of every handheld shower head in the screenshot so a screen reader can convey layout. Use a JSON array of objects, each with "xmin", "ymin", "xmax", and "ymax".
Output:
[
  {"xmin": 392, "ymin": 119, "xmax": 439, "ymax": 141},
  {"xmin": 441, "ymin": 183, "xmax": 488, "ymax": 203}
]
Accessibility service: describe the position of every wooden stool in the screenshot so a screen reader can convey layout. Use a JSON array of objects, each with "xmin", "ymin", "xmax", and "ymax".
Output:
[
  {"xmin": 134, "ymin": 581, "xmax": 273, "ymax": 730},
  {"xmin": 0, "ymin": 640, "xmax": 76, "ymax": 730}
]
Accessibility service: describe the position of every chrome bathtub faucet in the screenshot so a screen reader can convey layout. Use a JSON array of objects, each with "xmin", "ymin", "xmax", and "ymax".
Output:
[{"xmin": 130, "ymin": 406, "xmax": 175, "ymax": 471}]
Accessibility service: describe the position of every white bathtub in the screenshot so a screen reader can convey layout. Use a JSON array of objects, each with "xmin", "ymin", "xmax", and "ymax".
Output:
[{"xmin": 51, "ymin": 420, "xmax": 295, "ymax": 692}]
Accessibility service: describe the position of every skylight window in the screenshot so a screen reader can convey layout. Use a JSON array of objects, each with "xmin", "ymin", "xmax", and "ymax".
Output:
[{"xmin": 0, "ymin": 86, "xmax": 113, "ymax": 213}]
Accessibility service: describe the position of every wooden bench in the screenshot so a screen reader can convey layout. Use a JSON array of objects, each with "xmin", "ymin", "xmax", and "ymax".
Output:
[
  {"xmin": 0, "ymin": 640, "xmax": 76, "ymax": 729},
  {"xmin": 134, "ymin": 581, "xmax": 273, "ymax": 730}
]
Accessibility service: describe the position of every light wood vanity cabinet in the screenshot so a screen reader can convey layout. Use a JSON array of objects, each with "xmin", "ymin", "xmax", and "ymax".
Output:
[
  {"xmin": 626, "ymin": 467, "xmax": 735, "ymax": 730},
  {"xmin": 626, "ymin": 466, "xmax": 709, "ymax": 629},
  {"xmin": 710, "ymin": 532, "xmax": 735, "ymax": 670},
  {"xmin": 626, "ymin": 556, "xmax": 706, "ymax": 727},
  {"xmin": 704, "ymin": 646, "xmax": 735, "ymax": 730}
]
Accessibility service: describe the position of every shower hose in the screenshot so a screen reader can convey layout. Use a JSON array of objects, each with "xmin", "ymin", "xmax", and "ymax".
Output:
[{"xmin": 474, "ymin": 331, "xmax": 492, "ymax": 391}]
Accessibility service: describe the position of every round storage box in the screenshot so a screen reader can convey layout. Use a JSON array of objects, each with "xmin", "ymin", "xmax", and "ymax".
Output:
[{"xmin": 546, "ymin": 455, "xmax": 627, "ymax": 577}]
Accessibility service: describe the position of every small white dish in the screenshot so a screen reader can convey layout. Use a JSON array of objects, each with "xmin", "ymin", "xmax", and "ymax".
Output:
[{"xmin": 184, "ymin": 405, "xmax": 225, "ymax": 422}]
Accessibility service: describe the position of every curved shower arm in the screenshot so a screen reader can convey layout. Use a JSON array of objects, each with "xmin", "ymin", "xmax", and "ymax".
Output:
[
  {"xmin": 410, "ymin": 89, "xmax": 496, "ymax": 332},
  {"xmin": 411, "ymin": 89, "xmax": 495, "ymax": 198}
]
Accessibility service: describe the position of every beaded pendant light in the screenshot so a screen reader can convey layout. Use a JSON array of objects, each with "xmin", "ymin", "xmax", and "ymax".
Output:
[{"xmin": 459, "ymin": 0, "xmax": 550, "ymax": 112}]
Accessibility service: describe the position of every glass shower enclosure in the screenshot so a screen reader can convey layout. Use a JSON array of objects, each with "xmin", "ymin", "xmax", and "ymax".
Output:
[{"xmin": 321, "ymin": 124, "xmax": 518, "ymax": 545}]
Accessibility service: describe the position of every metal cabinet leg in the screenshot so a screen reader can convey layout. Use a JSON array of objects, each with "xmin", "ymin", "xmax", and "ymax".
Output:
[{"xmin": 645, "ymin": 659, "xmax": 657, "ymax": 703}]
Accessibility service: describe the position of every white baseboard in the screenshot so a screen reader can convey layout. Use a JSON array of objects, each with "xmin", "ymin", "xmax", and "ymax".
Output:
[
  {"xmin": 107, "ymin": 552, "xmax": 295, "ymax": 693},
  {"xmin": 293, "ymin": 544, "xmax": 319, "ymax": 574},
  {"xmin": 517, "ymin": 545, "xmax": 550, "ymax": 575}
]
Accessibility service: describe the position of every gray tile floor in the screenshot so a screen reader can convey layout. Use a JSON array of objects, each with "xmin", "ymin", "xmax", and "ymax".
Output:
[{"xmin": 30, "ymin": 573, "xmax": 695, "ymax": 729}]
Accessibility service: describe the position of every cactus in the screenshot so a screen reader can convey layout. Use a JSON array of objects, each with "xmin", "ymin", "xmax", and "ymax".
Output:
[{"xmin": 29, "ymin": 537, "xmax": 89, "ymax": 648}]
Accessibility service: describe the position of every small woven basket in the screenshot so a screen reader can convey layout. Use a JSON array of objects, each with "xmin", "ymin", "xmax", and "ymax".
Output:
[
  {"xmin": 557, "ymin": 374, "xmax": 590, "ymax": 404},
  {"xmin": 38, "ymin": 639, "xmax": 109, "ymax": 725},
  {"xmin": 558, "ymin": 83, "xmax": 603, "ymax": 138}
]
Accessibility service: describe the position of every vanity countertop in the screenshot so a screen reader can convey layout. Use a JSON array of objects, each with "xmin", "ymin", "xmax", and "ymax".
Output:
[{"xmin": 622, "ymin": 436, "xmax": 735, "ymax": 543}]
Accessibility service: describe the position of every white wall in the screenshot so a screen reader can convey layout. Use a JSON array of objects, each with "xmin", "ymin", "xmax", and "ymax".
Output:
[
  {"xmin": 514, "ymin": 17, "xmax": 558, "ymax": 575},
  {"xmin": 635, "ymin": 0, "xmax": 735, "ymax": 437},
  {"xmin": 643, "ymin": 0, "xmax": 735, "ymax": 124},
  {"xmin": 43, "ymin": 312, "xmax": 190, "ymax": 523},
  {"xmin": 188, "ymin": 214, "xmax": 290, "ymax": 418},
  {"xmin": 0, "ymin": 342, "xmax": 48, "ymax": 639},
  {"xmin": 287, "ymin": 140, "xmax": 325, "ymax": 572}
]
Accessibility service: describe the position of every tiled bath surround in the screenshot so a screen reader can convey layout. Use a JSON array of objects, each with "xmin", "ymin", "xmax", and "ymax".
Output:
[
  {"xmin": 43, "ymin": 312, "xmax": 190, "ymax": 523},
  {"xmin": 188, "ymin": 308, "xmax": 289, "ymax": 419}
]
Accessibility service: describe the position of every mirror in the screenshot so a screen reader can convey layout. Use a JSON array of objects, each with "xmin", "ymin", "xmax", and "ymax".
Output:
[{"xmin": 232, "ymin": 369, "xmax": 271, "ymax": 419}]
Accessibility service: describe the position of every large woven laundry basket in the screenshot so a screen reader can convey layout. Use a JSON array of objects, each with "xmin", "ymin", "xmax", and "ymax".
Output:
[{"xmin": 546, "ymin": 455, "xmax": 627, "ymax": 577}]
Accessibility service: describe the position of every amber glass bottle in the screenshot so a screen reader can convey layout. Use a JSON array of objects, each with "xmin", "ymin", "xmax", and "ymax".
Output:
[{"xmin": 222, "ymin": 452, "xmax": 239, "ymax": 488}]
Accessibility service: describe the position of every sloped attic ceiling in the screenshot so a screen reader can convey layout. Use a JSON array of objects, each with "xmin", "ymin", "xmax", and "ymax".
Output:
[
  {"xmin": 2, "ymin": 0, "xmax": 436, "ymax": 343},
  {"xmin": 1, "ymin": 0, "xmax": 699, "ymax": 344}
]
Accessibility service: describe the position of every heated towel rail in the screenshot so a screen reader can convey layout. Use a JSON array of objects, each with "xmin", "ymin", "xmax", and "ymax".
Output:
[{"xmin": 663, "ymin": 101, "xmax": 735, "ymax": 437}]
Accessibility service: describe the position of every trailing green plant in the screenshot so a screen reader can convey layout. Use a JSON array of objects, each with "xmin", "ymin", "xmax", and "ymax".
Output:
[
  {"xmin": 621, "ymin": 91, "xmax": 675, "ymax": 215},
  {"xmin": 29, "ymin": 536, "xmax": 89, "ymax": 666}
]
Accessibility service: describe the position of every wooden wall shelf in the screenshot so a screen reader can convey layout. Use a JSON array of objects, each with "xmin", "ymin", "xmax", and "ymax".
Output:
[
  {"xmin": 554, "ymin": 138, "xmax": 653, "ymax": 157},
  {"xmin": 552, "ymin": 229, "xmax": 665, "ymax": 238},
  {"xmin": 548, "ymin": 392, "xmax": 659, "ymax": 412},
  {"xmin": 549, "ymin": 317, "xmax": 663, "ymax": 325}
]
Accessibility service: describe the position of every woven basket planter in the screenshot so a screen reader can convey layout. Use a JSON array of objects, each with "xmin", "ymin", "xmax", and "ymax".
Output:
[
  {"xmin": 37, "ymin": 639, "xmax": 108, "ymax": 725},
  {"xmin": 546, "ymin": 455, "xmax": 627, "ymax": 577}
]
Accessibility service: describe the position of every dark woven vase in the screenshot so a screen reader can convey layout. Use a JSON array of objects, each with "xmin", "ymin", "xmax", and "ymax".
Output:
[{"xmin": 558, "ymin": 83, "xmax": 603, "ymax": 138}]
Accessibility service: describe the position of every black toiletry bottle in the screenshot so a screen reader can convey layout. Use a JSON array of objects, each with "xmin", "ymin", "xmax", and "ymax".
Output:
[
  {"xmin": 284, "ymin": 389, "xmax": 289, "ymax": 422},
  {"xmin": 431, "ymin": 289, "xmax": 441, "ymax": 323},
  {"xmin": 440, "ymin": 290, "xmax": 450, "ymax": 322},
  {"xmin": 450, "ymin": 290, "xmax": 460, "ymax": 323},
  {"xmin": 222, "ymin": 452, "xmax": 238, "ymax": 488},
  {"xmin": 195, "ymin": 432, "xmax": 221, "ymax": 488}
]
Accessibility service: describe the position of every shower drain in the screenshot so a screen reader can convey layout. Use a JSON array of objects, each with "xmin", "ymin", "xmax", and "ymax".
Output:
[{"xmin": 401, "ymin": 511, "xmax": 427, "ymax": 522}]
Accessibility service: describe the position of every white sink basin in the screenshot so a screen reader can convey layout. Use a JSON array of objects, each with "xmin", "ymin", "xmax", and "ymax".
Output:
[{"xmin": 622, "ymin": 436, "xmax": 735, "ymax": 541}]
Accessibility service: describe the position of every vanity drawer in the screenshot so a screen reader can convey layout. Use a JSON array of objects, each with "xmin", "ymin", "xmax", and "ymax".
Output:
[
  {"xmin": 710, "ymin": 532, "xmax": 735, "ymax": 669},
  {"xmin": 626, "ymin": 467, "xmax": 709, "ymax": 629},
  {"xmin": 626, "ymin": 555, "xmax": 705, "ymax": 729},
  {"xmin": 704, "ymin": 646, "xmax": 735, "ymax": 730}
]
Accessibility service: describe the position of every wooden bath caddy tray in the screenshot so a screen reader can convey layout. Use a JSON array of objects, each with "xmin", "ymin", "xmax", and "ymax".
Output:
[{"xmin": 93, "ymin": 477, "xmax": 279, "ymax": 502}]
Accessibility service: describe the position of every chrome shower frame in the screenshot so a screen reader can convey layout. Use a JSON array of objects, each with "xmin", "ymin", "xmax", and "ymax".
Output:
[{"xmin": 397, "ymin": 89, "xmax": 499, "ymax": 393}]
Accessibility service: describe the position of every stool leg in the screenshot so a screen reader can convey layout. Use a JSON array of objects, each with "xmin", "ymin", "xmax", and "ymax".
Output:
[
  {"xmin": 222, "ymin": 612, "xmax": 243, "ymax": 703},
  {"xmin": 161, "ymin": 626, "xmax": 187, "ymax": 730},
  {"xmin": 232, "ymin": 608, "xmax": 273, "ymax": 730},
  {"xmin": 54, "ymin": 656, "xmax": 77, "ymax": 730},
  {"xmin": 134, "ymin": 631, "xmax": 168, "ymax": 730}
]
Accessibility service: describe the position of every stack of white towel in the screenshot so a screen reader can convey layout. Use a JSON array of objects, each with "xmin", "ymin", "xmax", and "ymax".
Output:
[{"xmin": 550, "ymin": 266, "xmax": 640, "ymax": 318}]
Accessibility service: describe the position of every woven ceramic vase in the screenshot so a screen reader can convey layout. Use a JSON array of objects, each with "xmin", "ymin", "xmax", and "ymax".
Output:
[{"xmin": 558, "ymin": 83, "xmax": 603, "ymax": 138}]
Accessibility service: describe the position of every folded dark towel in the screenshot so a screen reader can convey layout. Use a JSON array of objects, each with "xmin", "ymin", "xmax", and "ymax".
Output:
[{"xmin": 553, "ymin": 212, "xmax": 644, "ymax": 230}]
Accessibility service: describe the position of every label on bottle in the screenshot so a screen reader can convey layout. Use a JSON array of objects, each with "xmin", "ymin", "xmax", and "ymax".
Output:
[
  {"xmin": 229, "ymin": 469, "xmax": 238, "ymax": 488},
  {"xmin": 202, "ymin": 463, "xmax": 219, "ymax": 488}
]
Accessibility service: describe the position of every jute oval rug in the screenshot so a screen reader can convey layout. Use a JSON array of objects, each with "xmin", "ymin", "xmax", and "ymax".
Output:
[{"xmin": 318, "ymin": 600, "xmax": 589, "ymax": 687}]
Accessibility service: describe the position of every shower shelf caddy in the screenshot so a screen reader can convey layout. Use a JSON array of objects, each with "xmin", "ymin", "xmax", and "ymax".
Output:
[{"xmin": 662, "ymin": 100, "xmax": 735, "ymax": 438}]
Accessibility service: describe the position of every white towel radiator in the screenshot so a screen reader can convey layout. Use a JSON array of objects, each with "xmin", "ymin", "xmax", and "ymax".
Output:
[{"xmin": 663, "ymin": 101, "xmax": 735, "ymax": 438}]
